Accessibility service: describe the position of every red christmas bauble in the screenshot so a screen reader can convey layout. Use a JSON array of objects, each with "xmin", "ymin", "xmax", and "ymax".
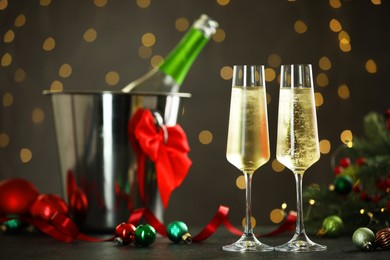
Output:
[
  {"xmin": 115, "ymin": 223, "xmax": 136, "ymax": 245},
  {"xmin": 30, "ymin": 194, "xmax": 69, "ymax": 221},
  {"xmin": 0, "ymin": 178, "xmax": 40, "ymax": 216}
]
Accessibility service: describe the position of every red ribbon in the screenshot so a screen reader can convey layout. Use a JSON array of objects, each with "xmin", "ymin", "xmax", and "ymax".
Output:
[
  {"xmin": 126, "ymin": 205, "xmax": 297, "ymax": 242},
  {"xmin": 1, "ymin": 205, "xmax": 296, "ymax": 243},
  {"xmin": 128, "ymin": 109, "xmax": 192, "ymax": 208}
]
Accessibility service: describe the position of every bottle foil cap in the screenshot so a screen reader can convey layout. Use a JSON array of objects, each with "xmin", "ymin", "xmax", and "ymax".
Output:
[{"xmin": 193, "ymin": 14, "xmax": 219, "ymax": 38}]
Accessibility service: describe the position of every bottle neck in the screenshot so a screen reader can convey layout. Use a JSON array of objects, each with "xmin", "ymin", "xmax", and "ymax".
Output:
[{"xmin": 159, "ymin": 28, "xmax": 210, "ymax": 85}]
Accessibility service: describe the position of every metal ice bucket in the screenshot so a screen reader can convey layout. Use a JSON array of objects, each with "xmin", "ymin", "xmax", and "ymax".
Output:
[{"xmin": 44, "ymin": 90, "xmax": 190, "ymax": 232}]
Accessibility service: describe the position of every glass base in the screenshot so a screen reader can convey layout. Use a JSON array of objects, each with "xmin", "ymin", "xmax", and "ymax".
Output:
[
  {"xmin": 222, "ymin": 234, "xmax": 274, "ymax": 252},
  {"xmin": 275, "ymin": 233, "xmax": 327, "ymax": 252}
]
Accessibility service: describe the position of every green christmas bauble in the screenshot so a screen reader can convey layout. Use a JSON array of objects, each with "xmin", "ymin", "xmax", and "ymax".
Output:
[
  {"xmin": 134, "ymin": 224, "xmax": 156, "ymax": 247},
  {"xmin": 334, "ymin": 175, "xmax": 353, "ymax": 195},
  {"xmin": 352, "ymin": 227, "xmax": 375, "ymax": 251},
  {"xmin": 167, "ymin": 221, "xmax": 192, "ymax": 244},
  {"xmin": 319, "ymin": 215, "xmax": 344, "ymax": 237}
]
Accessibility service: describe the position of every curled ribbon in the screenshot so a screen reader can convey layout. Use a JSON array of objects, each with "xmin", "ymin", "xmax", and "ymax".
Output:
[
  {"xmin": 128, "ymin": 109, "xmax": 192, "ymax": 208},
  {"xmin": 1, "ymin": 205, "xmax": 296, "ymax": 243},
  {"xmin": 126, "ymin": 205, "xmax": 297, "ymax": 242}
]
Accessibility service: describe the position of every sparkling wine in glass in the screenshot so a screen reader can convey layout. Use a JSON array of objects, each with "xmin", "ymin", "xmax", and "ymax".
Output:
[
  {"xmin": 223, "ymin": 65, "xmax": 273, "ymax": 252},
  {"xmin": 275, "ymin": 64, "xmax": 327, "ymax": 252}
]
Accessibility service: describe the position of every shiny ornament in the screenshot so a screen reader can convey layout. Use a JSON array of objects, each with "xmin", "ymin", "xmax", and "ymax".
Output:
[
  {"xmin": 30, "ymin": 194, "xmax": 69, "ymax": 221},
  {"xmin": 167, "ymin": 221, "xmax": 192, "ymax": 244},
  {"xmin": 317, "ymin": 215, "xmax": 344, "ymax": 237},
  {"xmin": 375, "ymin": 228, "xmax": 390, "ymax": 249},
  {"xmin": 334, "ymin": 175, "xmax": 353, "ymax": 195},
  {"xmin": 352, "ymin": 227, "xmax": 376, "ymax": 251},
  {"xmin": 134, "ymin": 224, "xmax": 156, "ymax": 247},
  {"xmin": 114, "ymin": 223, "xmax": 136, "ymax": 245},
  {"xmin": 0, "ymin": 178, "xmax": 39, "ymax": 215}
]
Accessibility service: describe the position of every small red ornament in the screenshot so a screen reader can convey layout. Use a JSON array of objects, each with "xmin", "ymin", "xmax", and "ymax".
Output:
[
  {"xmin": 115, "ymin": 223, "xmax": 136, "ymax": 245},
  {"xmin": 339, "ymin": 157, "xmax": 351, "ymax": 168},
  {"xmin": 30, "ymin": 194, "xmax": 69, "ymax": 221},
  {"xmin": 333, "ymin": 166, "xmax": 344, "ymax": 176},
  {"xmin": 0, "ymin": 178, "xmax": 40, "ymax": 215},
  {"xmin": 355, "ymin": 157, "xmax": 366, "ymax": 166}
]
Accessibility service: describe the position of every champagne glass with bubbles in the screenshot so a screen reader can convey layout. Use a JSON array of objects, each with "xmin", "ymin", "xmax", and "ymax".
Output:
[
  {"xmin": 275, "ymin": 64, "xmax": 327, "ymax": 252},
  {"xmin": 223, "ymin": 65, "xmax": 273, "ymax": 252}
]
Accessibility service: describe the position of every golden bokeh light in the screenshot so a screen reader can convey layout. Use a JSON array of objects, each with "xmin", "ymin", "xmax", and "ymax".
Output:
[
  {"xmin": 20, "ymin": 148, "xmax": 32, "ymax": 163},
  {"xmin": 40, "ymin": 0, "xmax": 51, "ymax": 6},
  {"xmin": 268, "ymin": 54, "xmax": 281, "ymax": 68},
  {"xmin": 216, "ymin": 0, "xmax": 230, "ymax": 6},
  {"xmin": 242, "ymin": 216, "xmax": 256, "ymax": 229},
  {"xmin": 50, "ymin": 80, "xmax": 63, "ymax": 92},
  {"xmin": 340, "ymin": 130, "xmax": 353, "ymax": 144},
  {"xmin": 270, "ymin": 208, "xmax": 285, "ymax": 224},
  {"xmin": 105, "ymin": 71, "xmax": 120, "ymax": 86},
  {"xmin": 175, "ymin": 17, "xmax": 189, "ymax": 32},
  {"xmin": 319, "ymin": 139, "xmax": 331, "ymax": 154},
  {"xmin": 371, "ymin": 0, "xmax": 381, "ymax": 5},
  {"xmin": 84, "ymin": 28, "xmax": 97, "ymax": 42},
  {"xmin": 2, "ymin": 92, "xmax": 13, "ymax": 107},
  {"xmin": 314, "ymin": 92, "xmax": 324, "ymax": 107},
  {"xmin": 329, "ymin": 19, "xmax": 342, "ymax": 32},
  {"xmin": 339, "ymin": 41, "xmax": 351, "ymax": 52},
  {"xmin": 43, "ymin": 37, "xmax": 56, "ymax": 51},
  {"xmin": 14, "ymin": 14, "xmax": 26, "ymax": 27},
  {"xmin": 220, "ymin": 66, "xmax": 233, "ymax": 80},
  {"xmin": 136, "ymin": 0, "xmax": 151, "ymax": 8},
  {"xmin": 281, "ymin": 203, "xmax": 287, "ymax": 210},
  {"xmin": 319, "ymin": 56, "xmax": 331, "ymax": 70},
  {"xmin": 32, "ymin": 108, "xmax": 45, "ymax": 123},
  {"xmin": 365, "ymin": 59, "xmax": 377, "ymax": 73},
  {"xmin": 212, "ymin": 28, "xmax": 226, "ymax": 43},
  {"xmin": 142, "ymin": 33, "xmax": 156, "ymax": 47},
  {"xmin": 329, "ymin": 0, "xmax": 342, "ymax": 8},
  {"xmin": 1, "ymin": 52, "xmax": 12, "ymax": 67},
  {"xmin": 0, "ymin": 0, "xmax": 8, "ymax": 10},
  {"xmin": 338, "ymin": 84, "xmax": 350, "ymax": 99},
  {"xmin": 309, "ymin": 199, "xmax": 316, "ymax": 205},
  {"xmin": 266, "ymin": 93, "xmax": 271, "ymax": 105},
  {"xmin": 138, "ymin": 45, "xmax": 152, "ymax": 59},
  {"xmin": 294, "ymin": 20, "xmax": 307, "ymax": 34},
  {"xmin": 316, "ymin": 72, "xmax": 329, "ymax": 87},
  {"xmin": 59, "ymin": 64, "xmax": 72, "ymax": 78},
  {"xmin": 236, "ymin": 175, "xmax": 246, "ymax": 190},
  {"xmin": 265, "ymin": 68, "xmax": 276, "ymax": 82},
  {"xmin": 14, "ymin": 68, "xmax": 26, "ymax": 82},
  {"xmin": 150, "ymin": 55, "xmax": 163, "ymax": 68},
  {"xmin": 94, "ymin": 0, "xmax": 107, "ymax": 7},
  {"xmin": 338, "ymin": 30, "xmax": 350, "ymax": 43},
  {"xmin": 0, "ymin": 133, "xmax": 10, "ymax": 148},
  {"xmin": 272, "ymin": 159, "xmax": 285, "ymax": 173},
  {"xmin": 4, "ymin": 29, "xmax": 15, "ymax": 43},
  {"xmin": 198, "ymin": 130, "xmax": 213, "ymax": 145}
]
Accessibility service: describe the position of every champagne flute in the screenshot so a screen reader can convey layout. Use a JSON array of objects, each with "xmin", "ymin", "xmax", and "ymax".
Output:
[
  {"xmin": 275, "ymin": 64, "xmax": 327, "ymax": 252},
  {"xmin": 223, "ymin": 65, "xmax": 273, "ymax": 252}
]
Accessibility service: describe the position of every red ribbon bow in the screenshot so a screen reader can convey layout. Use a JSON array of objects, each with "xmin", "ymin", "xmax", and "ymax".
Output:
[{"xmin": 128, "ymin": 109, "xmax": 192, "ymax": 208}]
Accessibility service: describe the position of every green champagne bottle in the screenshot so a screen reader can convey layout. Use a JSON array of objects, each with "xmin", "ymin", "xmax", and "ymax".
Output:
[{"xmin": 122, "ymin": 14, "xmax": 218, "ymax": 93}]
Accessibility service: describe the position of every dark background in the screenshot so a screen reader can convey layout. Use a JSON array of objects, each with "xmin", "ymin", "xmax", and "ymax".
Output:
[{"xmin": 0, "ymin": 0, "xmax": 389, "ymax": 228}]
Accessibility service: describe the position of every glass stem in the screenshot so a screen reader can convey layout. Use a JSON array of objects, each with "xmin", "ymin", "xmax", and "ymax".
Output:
[
  {"xmin": 244, "ymin": 172, "xmax": 253, "ymax": 236},
  {"xmin": 294, "ymin": 172, "xmax": 306, "ymax": 237}
]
